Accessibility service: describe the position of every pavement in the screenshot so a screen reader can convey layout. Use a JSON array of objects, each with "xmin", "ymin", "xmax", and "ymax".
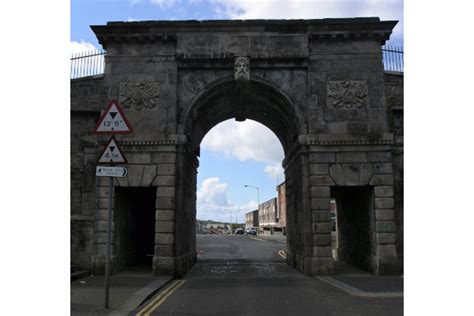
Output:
[
  {"xmin": 71, "ymin": 269, "xmax": 173, "ymax": 316},
  {"xmin": 71, "ymin": 234, "xmax": 402, "ymax": 315},
  {"xmin": 130, "ymin": 235, "xmax": 402, "ymax": 315}
]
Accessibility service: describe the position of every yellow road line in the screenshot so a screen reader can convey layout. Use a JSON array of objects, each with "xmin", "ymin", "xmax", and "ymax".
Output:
[
  {"xmin": 278, "ymin": 249, "xmax": 287, "ymax": 259},
  {"xmin": 136, "ymin": 280, "xmax": 185, "ymax": 316},
  {"xmin": 144, "ymin": 280, "xmax": 185, "ymax": 315}
]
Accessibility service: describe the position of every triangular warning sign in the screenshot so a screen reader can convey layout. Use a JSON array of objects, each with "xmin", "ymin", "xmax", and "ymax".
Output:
[
  {"xmin": 94, "ymin": 100, "xmax": 133, "ymax": 135},
  {"xmin": 97, "ymin": 136, "xmax": 128, "ymax": 164}
]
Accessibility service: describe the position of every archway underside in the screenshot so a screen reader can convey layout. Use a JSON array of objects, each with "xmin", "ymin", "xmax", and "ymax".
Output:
[{"xmin": 183, "ymin": 79, "xmax": 301, "ymax": 155}]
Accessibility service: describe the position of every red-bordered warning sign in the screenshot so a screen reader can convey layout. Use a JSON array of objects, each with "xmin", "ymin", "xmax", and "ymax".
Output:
[
  {"xmin": 97, "ymin": 136, "xmax": 128, "ymax": 164},
  {"xmin": 94, "ymin": 100, "xmax": 133, "ymax": 135}
]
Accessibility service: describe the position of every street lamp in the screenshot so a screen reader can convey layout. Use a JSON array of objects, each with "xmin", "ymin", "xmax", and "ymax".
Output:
[{"xmin": 244, "ymin": 184, "xmax": 260, "ymax": 206}]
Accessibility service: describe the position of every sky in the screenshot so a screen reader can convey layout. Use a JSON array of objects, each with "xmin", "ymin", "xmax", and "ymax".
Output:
[{"xmin": 71, "ymin": 0, "xmax": 404, "ymax": 223}]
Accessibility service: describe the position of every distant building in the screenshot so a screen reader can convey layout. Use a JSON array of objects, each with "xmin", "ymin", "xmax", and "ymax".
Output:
[
  {"xmin": 245, "ymin": 210, "xmax": 258, "ymax": 229},
  {"xmin": 258, "ymin": 197, "xmax": 278, "ymax": 235},
  {"xmin": 276, "ymin": 182, "xmax": 287, "ymax": 235}
]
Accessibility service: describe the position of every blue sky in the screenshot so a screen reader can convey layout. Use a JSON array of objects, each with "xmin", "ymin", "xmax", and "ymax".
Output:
[{"xmin": 71, "ymin": 0, "xmax": 404, "ymax": 223}]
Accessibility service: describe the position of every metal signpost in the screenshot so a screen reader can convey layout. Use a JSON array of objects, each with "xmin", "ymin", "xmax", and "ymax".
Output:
[{"xmin": 93, "ymin": 99, "xmax": 132, "ymax": 309}]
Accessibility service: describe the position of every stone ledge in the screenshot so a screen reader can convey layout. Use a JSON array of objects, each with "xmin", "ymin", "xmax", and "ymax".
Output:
[
  {"xmin": 299, "ymin": 133, "xmax": 394, "ymax": 146},
  {"xmin": 97, "ymin": 134, "xmax": 187, "ymax": 146}
]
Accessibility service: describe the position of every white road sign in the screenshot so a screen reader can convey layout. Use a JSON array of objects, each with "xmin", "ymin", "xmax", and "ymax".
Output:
[
  {"xmin": 96, "ymin": 166, "xmax": 128, "ymax": 177},
  {"xmin": 94, "ymin": 100, "xmax": 133, "ymax": 134},
  {"xmin": 98, "ymin": 137, "xmax": 128, "ymax": 164}
]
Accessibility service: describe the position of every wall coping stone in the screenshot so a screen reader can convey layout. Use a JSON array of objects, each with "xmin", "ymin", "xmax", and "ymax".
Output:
[{"xmin": 92, "ymin": 18, "xmax": 397, "ymax": 49}]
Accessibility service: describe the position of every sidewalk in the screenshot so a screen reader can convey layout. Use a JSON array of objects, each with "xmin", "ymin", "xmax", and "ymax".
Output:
[{"xmin": 71, "ymin": 270, "xmax": 173, "ymax": 316}]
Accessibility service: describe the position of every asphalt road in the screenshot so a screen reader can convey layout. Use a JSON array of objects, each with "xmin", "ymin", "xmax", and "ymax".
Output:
[{"xmin": 134, "ymin": 234, "xmax": 403, "ymax": 316}]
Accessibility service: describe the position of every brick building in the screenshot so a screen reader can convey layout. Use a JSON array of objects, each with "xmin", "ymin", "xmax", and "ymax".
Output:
[
  {"xmin": 245, "ymin": 210, "xmax": 258, "ymax": 229},
  {"xmin": 276, "ymin": 182, "xmax": 287, "ymax": 235}
]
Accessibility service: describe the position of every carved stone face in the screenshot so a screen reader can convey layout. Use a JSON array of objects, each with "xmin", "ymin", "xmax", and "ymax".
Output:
[{"xmin": 234, "ymin": 56, "xmax": 250, "ymax": 80}]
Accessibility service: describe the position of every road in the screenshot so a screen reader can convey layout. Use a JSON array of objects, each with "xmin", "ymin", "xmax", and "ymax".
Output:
[{"xmin": 133, "ymin": 234, "xmax": 403, "ymax": 315}]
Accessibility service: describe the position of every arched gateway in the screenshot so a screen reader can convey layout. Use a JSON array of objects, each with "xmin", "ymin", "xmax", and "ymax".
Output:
[{"xmin": 71, "ymin": 18, "xmax": 403, "ymax": 277}]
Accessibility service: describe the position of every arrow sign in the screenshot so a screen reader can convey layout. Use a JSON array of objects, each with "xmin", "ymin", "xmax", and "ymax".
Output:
[
  {"xmin": 96, "ymin": 166, "xmax": 128, "ymax": 177},
  {"xmin": 98, "ymin": 137, "xmax": 128, "ymax": 164},
  {"xmin": 94, "ymin": 100, "xmax": 133, "ymax": 135}
]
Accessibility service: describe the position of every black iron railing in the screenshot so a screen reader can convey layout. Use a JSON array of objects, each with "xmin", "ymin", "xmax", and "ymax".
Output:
[
  {"xmin": 70, "ymin": 49, "xmax": 106, "ymax": 79},
  {"xmin": 70, "ymin": 46, "xmax": 404, "ymax": 79},
  {"xmin": 382, "ymin": 45, "xmax": 404, "ymax": 73}
]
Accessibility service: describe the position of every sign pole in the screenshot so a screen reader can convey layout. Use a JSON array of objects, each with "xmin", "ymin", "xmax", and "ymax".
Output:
[
  {"xmin": 93, "ymin": 99, "xmax": 132, "ymax": 309},
  {"xmin": 105, "ymin": 176, "xmax": 113, "ymax": 308}
]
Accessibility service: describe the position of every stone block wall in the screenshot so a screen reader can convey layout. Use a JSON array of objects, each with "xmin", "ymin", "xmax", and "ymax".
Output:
[
  {"xmin": 308, "ymin": 146, "xmax": 399, "ymax": 275},
  {"xmin": 71, "ymin": 77, "xmax": 102, "ymax": 272},
  {"xmin": 307, "ymin": 40, "xmax": 388, "ymax": 136},
  {"xmin": 385, "ymin": 72, "xmax": 403, "ymax": 271}
]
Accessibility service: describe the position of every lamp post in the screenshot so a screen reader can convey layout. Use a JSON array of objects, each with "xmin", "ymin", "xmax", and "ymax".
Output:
[{"xmin": 244, "ymin": 184, "xmax": 260, "ymax": 206}]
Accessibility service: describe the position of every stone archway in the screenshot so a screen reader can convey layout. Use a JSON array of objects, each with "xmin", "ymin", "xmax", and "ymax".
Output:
[
  {"xmin": 169, "ymin": 76, "xmax": 310, "ymax": 277},
  {"xmin": 81, "ymin": 18, "xmax": 402, "ymax": 277}
]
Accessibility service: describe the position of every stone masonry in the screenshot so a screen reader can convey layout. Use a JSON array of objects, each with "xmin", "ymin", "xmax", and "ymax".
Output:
[{"xmin": 71, "ymin": 18, "xmax": 403, "ymax": 277}]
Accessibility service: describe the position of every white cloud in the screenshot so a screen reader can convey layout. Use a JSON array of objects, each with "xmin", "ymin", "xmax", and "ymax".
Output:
[
  {"xmin": 150, "ymin": 0, "xmax": 179, "ymax": 8},
  {"xmin": 130, "ymin": 0, "xmax": 142, "ymax": 6},
  {"xmin": 70, "ymin": 40, "xmax": 97, "ymax": 54},
  {"xmin": 197, "ymin": 177, "xmax": 230, "ymax": 207},
  {"xmin": 264, "ymin": 162, "xmax": 284, "ymax": 181},
  {"xmin": 211, "ymin": 0, "xmax": 403, "ymax": 42},
  {"xmin": 201, "ymin": 119, "xmax": 284, "ymax": 164},
  {"xmin": 196, "ymin": 177, "xmax": 258, "ymax": 222}
]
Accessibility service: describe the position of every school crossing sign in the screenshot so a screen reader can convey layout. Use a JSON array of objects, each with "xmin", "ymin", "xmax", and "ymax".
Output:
[{"xmin": 94, "ymin": 100, "xmax": 133, "ymax": 135}]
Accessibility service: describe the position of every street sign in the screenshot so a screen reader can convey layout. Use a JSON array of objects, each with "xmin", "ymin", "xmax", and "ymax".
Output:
[
  {"xmin": 96, "ymin": 166, "xmax": 128, "ymax": 177},
  {"xmin": 97, "ymin": 137, "xmax": 128, "ymax": 164},
  {"xmin": 94, "ymin": 99, "xmax": 133, "ymax": 134}
]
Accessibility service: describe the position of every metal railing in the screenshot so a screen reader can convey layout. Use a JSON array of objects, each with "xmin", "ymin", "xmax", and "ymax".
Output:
[
  {"xmin": 70, "ymin": 46, "xmax": 404, "ymax": 79},
  {"xmin": 70, "ymin": 49, "xmax": 106, "ymax": 79},
  {"xmin": 382, "ymin": 45, "xmax": 404, "ymax": 73}
]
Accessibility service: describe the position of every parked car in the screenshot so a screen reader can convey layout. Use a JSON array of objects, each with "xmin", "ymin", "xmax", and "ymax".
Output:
[
  {"xmin": 234, "ymin": 228, "xmax": 244, "ymax": 235},
  {"xmin": 245, "ymin": 228, "xmax": 257, "ymax": 236}
]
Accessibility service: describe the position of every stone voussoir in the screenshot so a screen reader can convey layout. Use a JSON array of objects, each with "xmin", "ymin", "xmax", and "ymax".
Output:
[
  {"xmin": 312, "ymin": 222, "xmax": 332, "ymax": 233},
  {"xmin": 311, "ymin": 175, "xmax": 335, "ymax": 186},
  {"xmin": 370, "ymin": 174, "xmax": 393, "ymax": 186},
  {"xmin": 311, "ymin": 198, "xmax": 331, "ymax": 210},
  {"xmin": 311, "ymin": 186, "xmax": 331, "ymax": 198},
  {"xmin": 155, "ymin": 221, "xmax": 174, "ymax": 233},
  {"xmin": 155, "ymin": 210, "xmax": 175, "ymax": 221},
  {"xmin": 374, "ymin": 186, "xmax": 394, "ymax": 197},
  {"xmin": 312, "ymin": 210, "xmax": 332, "ymax": 222},
  {"xmin": 375, "ymin": 233, "xmax": 396, "ymax": 244},
  {"xmin": 313, "ymin": 233, "xmax": 332, "ymax": 246},
  {"xmin": 155, "ymin": 233, "xmax": 174, "ymax": 245},
  {"xmin": 310, "ymin": 164, "xmax": 329, "ymax": 175},
  {"xmin": 375, "ymin": 208, "xmax": 395, "ymax": 220},
  {"xmin": 156, "ymin": 186, "xmax": 176, "ymax": 197},
  {"xmin": 375, "ymin": 197, "xmax": 395, "ymax": 209}
]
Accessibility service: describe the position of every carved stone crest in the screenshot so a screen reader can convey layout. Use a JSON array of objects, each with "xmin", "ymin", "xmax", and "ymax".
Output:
[
  {"xmin": 327, "ymin": 81, "xmax": 368, "ymax": 109},
  {"xmin": 234, "ymin": 56, "xmax": 250, "ymax": 81},
  {"xmin": 119, "ymin": 82, "xmax": 160, "ymax": 110}
]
